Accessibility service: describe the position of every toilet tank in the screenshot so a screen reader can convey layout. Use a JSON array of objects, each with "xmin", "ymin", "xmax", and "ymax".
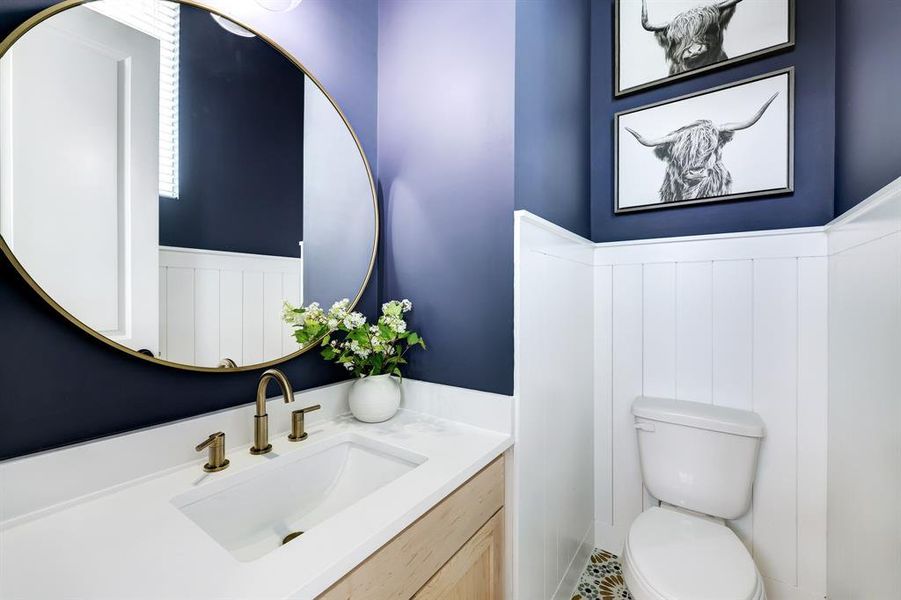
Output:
[{"xmin": 633, "ymin": 397, "xmax": 765, "ymax": 520}]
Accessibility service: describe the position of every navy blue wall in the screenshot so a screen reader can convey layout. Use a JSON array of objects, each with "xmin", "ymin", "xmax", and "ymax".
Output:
[
  {"xmin": 159, "ymin": 5, "xmax": 304, "ymax": 258},
  {"xmin": 514, "ymin": 0, "xmax": 591, "ymax": 239},
  {"xmin": 0, "ymin": 0, "xmax": 379, "ymax": 459},
  {"xmin": 834, "ymin": 0, "xmax": 901, "ymax": 215},
  {"xmin": 378, "ymin": 0, "xmax": 517, "ymax": 396},
  {"xmin": 591, "ymin": 0, "xmax": 836, "ymax": 242}
]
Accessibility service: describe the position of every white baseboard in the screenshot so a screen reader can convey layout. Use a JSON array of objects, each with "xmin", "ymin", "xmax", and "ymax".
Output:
[
  {"xmin": 553, "ymin": 521, "xmax": 595, "ymax": 600},
  {"xmin": 763, "ymin": 576, "xmax": 827, "ymax": 600},
  {"xmin": 594, "ymin": 520, "xmax": 629, "ymax": 556}
]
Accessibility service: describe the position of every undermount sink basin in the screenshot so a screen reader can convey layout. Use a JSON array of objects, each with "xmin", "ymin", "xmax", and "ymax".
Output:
[{"xmin": 172, "ymin": 433, "xmax": 427, "ymax": 562}]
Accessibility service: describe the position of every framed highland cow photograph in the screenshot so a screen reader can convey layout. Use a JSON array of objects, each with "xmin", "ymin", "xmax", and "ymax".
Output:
[
  {"xmin": 615, "ymin": 68, "xmax": 793, "ymax": 213},
  {"xmin": 615, "ymin": 0, "xmax": 795, "ymax": 96}
]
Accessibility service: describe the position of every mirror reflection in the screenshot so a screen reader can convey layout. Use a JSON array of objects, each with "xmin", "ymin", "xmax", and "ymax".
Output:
[{"xmin": 0, "ymin": 0, "xmax": 376, "ymax": 369}]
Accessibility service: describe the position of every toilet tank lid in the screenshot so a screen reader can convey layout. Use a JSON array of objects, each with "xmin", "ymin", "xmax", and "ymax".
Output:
[{"xmin": 633, "ymin": 397, "xmax": 765, "ymax": 438}]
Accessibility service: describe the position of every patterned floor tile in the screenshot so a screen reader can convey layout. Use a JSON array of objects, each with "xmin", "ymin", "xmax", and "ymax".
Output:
[{"xmin": 571, "ymin": 549, "xmax": 633, "ymax": 600}]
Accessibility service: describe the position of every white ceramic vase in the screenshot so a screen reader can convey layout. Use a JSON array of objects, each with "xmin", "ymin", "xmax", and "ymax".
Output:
[{"xmin": 348, "ymin": 374, "xmax": 401, "ymax": 423}]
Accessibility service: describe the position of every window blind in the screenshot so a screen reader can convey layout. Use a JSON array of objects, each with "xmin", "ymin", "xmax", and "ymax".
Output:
[{"xmin": 87, "ymin": 0, "xmax": 180, "ymax": 199}]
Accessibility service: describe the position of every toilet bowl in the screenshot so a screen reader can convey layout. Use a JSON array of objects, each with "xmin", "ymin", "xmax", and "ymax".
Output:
[
  {"xmin": 626, "ymin": 397, "xmax": 768, "ymax": 600},
  {"xmin": 622, "ymin": 506, "xmax": 765, "ymax": 600}
]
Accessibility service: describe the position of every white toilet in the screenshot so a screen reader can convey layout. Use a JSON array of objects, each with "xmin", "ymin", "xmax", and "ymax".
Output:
[{"xmin": 622, "ymin": 396, "xmax": 767, "ymax": 600}]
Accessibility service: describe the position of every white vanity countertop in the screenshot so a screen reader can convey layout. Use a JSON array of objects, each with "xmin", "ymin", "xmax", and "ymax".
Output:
[{"xmin": 0, "ymin": 411, "xmax": 511, "ymax": 600}]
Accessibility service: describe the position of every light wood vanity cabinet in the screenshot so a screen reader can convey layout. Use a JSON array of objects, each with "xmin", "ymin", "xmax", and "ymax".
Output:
[
  {"xmin": 412, "ymin": 508, "xmax": 504, "ymax": 599},
  {"xmin": 319, "ymin": 455, "xmax": 505, "ymax": 600}
]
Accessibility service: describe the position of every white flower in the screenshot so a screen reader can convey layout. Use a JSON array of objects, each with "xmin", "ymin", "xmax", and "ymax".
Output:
[
  {"xmin": 328, "ymin": 298, "xmax": 350, "ymax": 320},
  {"xmin": 383, "ymin": 315, "xmax": 407, "ymax": 334},
  {"xmin": 401, "ymin": 299, "xmax": 413, "ymax": 313},
  {"xmin": 343, "ymin": 312, "xmax": 366, "ymax": 330},
  {"xmin": 369, "ymin": 325, "xmax": 379, "ymax": 334},
  {"xmin": 282, "ymin": 301, "xmax": 301, "ymax": 325},
  {"xmin": 327, "ymin": 319, "xmax": 339, "ymax": 329},
  {"xmin": 343, "ymin": 362, "xmax": 354, "ymax": 371}
]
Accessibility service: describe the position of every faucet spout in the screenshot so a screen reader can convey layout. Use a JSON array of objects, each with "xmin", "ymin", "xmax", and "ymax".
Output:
[
  {"xmin": 255, "ymin": 369, "xmax": 295, "ymax": 416},
  {"xmin": 250, "ymin": 369, "xmax": 295, "ymax": 455}
]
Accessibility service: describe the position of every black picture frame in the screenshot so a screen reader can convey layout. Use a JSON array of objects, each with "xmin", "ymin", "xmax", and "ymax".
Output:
[
  {"xmin": 615, "ymin": 0, "xmax": 796, "ymax": 97},
  {"xmin": 614, "ymin": 67, "xmax": 795, "ymax": 214}
]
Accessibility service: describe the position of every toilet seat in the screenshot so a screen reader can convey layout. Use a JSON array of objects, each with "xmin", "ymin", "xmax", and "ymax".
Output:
[{"xmin": 622, "ymin": 506, "xmax": 765, "ymax": 600}]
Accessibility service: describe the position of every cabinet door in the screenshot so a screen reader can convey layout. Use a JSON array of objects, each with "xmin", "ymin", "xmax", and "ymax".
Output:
[{"xmin": 413, "ymin": 509, "xmax": 504, "ymax": 600}]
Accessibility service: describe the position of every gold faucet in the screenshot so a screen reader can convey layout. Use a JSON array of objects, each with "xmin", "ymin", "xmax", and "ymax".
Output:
[
  {"xmin": 288, "ymin": 404, "xmax": 321, "ymax": 441},
  {"xmin": 250, "ymin": 369, "xmax": 295, "ymax": 455},
  {"xmin": 196, "ymin": 432, "xmax": 229, "ymax": 472}
]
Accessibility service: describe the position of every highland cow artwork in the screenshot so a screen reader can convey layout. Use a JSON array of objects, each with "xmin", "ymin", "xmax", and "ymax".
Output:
[
  {"xmin": 615, "ymin": 69, "xmax": 793, "ymax": 213},
  {"xmin": 616, "ymin": 0, "xmax": 794, "ymax": 95}
]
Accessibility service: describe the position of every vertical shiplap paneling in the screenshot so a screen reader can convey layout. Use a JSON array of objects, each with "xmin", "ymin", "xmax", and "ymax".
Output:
[
  {"xmin": 827, "ymin": 231, "xmax": 901, "ymax": 599},
  {"xmin": 262, "ymin": 272, "xmax": 284, "ymax": 362},
  {"xmin": 514, "ymin": 218, "xmax": 596, "ymax": 600},
  {"xmin": 641, "ymin": 263, "xmax": 675, "ymax": 509},
  {"xmin": 165, "ymin": 267, "xmax": 194, "ymax": 364},
  {"xmin": 194, "ymin": 269, "xmax": 220, "ymax": 367},
  {"xmin": 242, "ymin": 271, "xmax": 264, "ymax": 365},
  {"xmin": 157, "ymin": 249, "xmax": 301, "ymax": 367},
  {"xmin": 595, "ymin": 230, "xmax": 827, "ymax": 598},
  {"xmin": 711, "ymin": 259, "xmax": 755, "ymax": 549},
  {"xmin": 611, "ymin": 264, "xmax": 644, "ymax": 546},
  {"xmin": 219, "ymin": 270, "xmax": 243, "ymax": 366},
  {"xmin": 515, "ymin": 245, "xmax": 549, "ymax": 600},
  {"xmin": 555, "ymin": 254, "xmax": 595, "ymax": 591},
  {"xmin": 796, "ymin": 256, "xmax": 828, "ymax": 596},
  {"xmin": 642, "ymin": 263, "xmax": 676, "ymax": 398},
  {"xmin": 711, "ymin": 260, "xmax": 755, "ymax": 411},
  {"xmin": 751, "ymin": 258, "xmax": 799, "ymax": 586},
  {"xmin": 675, "ymin": 261, "xmax": 713, "ymax": 404},
  {"xmin": 594, "ymin": 265, "xmax": 613, "ymax": 527},
  {"xmin": 282, "ymin": 272, "xmax": 301, "ymax": 356},
  {"xmin": 540, "ymin": 251, "xmax": 561, "ymax": 600},
  {"xmin": 711, "ymin": 260, "xmax": 754, "ymax": 550}
]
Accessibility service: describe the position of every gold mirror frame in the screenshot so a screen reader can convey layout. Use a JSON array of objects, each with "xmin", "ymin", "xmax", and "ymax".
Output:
[{"xmin": 0, "ymin": 0, "xmax": 378, "ymax": 373}]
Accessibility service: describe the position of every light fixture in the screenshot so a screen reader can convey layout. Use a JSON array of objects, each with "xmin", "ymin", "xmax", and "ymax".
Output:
[
  {"xmin": 255, "ymin": 0, "xmax": 303, "ymax": 11},
  {"xmin": 212, "ymin": 0, "xmax": 303, "ymax": 37},
  {"xmin": 210, "ymin": 13, "xmax": 256, "ymax": 38}
]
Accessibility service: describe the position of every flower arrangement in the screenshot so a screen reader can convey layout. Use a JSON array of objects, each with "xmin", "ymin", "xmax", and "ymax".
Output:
[{"xmin": 282, "ymin": 298, "xmax": 426, "ymax": 378}]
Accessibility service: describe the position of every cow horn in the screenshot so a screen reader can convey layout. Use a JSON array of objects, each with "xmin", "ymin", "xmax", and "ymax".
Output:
[
  {"xmin": 640, "ymin": 0, "xmax": 669, "ymax": 32},
  {"xmin": 719, "ymin": 92, "xmax": 779, "ymax": 133},
  {"xmin": 715, "ymin": 0, "xmax": 744, "ymax": 10},
  {"xmin": 625, "ymin": 127, "xmax": 678, "ymax": 148}
]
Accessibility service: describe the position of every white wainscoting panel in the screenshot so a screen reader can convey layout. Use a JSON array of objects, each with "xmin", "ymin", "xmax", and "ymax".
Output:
[
  {"xmin": 826, "ymin": 178, "xmax": 901, "ymax": 599},
  {"xmin": 514, "ymin": 212, "xmax": 595, "ymax": 600},
  {"xmin": 158, "ymin": 247, "xmax": 302, "ymax": 367},
  {"xmin": 593, "ymin": 228, "xmax": 828, "ymax": 600}
]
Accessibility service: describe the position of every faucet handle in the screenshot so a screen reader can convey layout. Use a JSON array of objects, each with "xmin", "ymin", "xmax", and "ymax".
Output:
[
  {"xmin": 196, "ymin": 432, "xmax": 229, "ymax": 472},
  {"xmin": 288, "ymin": 405, "xmax": 321, "ymax": 442}
]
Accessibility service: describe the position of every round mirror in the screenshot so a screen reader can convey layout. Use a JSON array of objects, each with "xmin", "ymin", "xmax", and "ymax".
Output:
[{"xmin": 0, "ymin": 0, "xmax": 377, "ymax": 371}]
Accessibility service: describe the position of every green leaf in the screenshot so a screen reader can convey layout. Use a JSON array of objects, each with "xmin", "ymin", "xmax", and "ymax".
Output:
[{"xmin": 408, "ymin": 332, "xmax": 420, "ymax": 345}]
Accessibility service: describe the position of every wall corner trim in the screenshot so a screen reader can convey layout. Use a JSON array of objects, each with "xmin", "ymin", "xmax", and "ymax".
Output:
[
  {"xmin": 826, "ymin": 174, "xmax": 901, "ymax": 256},
  {"xmin": 515, "ymin": 210, "xmax": 594, "ymax": 247}
]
